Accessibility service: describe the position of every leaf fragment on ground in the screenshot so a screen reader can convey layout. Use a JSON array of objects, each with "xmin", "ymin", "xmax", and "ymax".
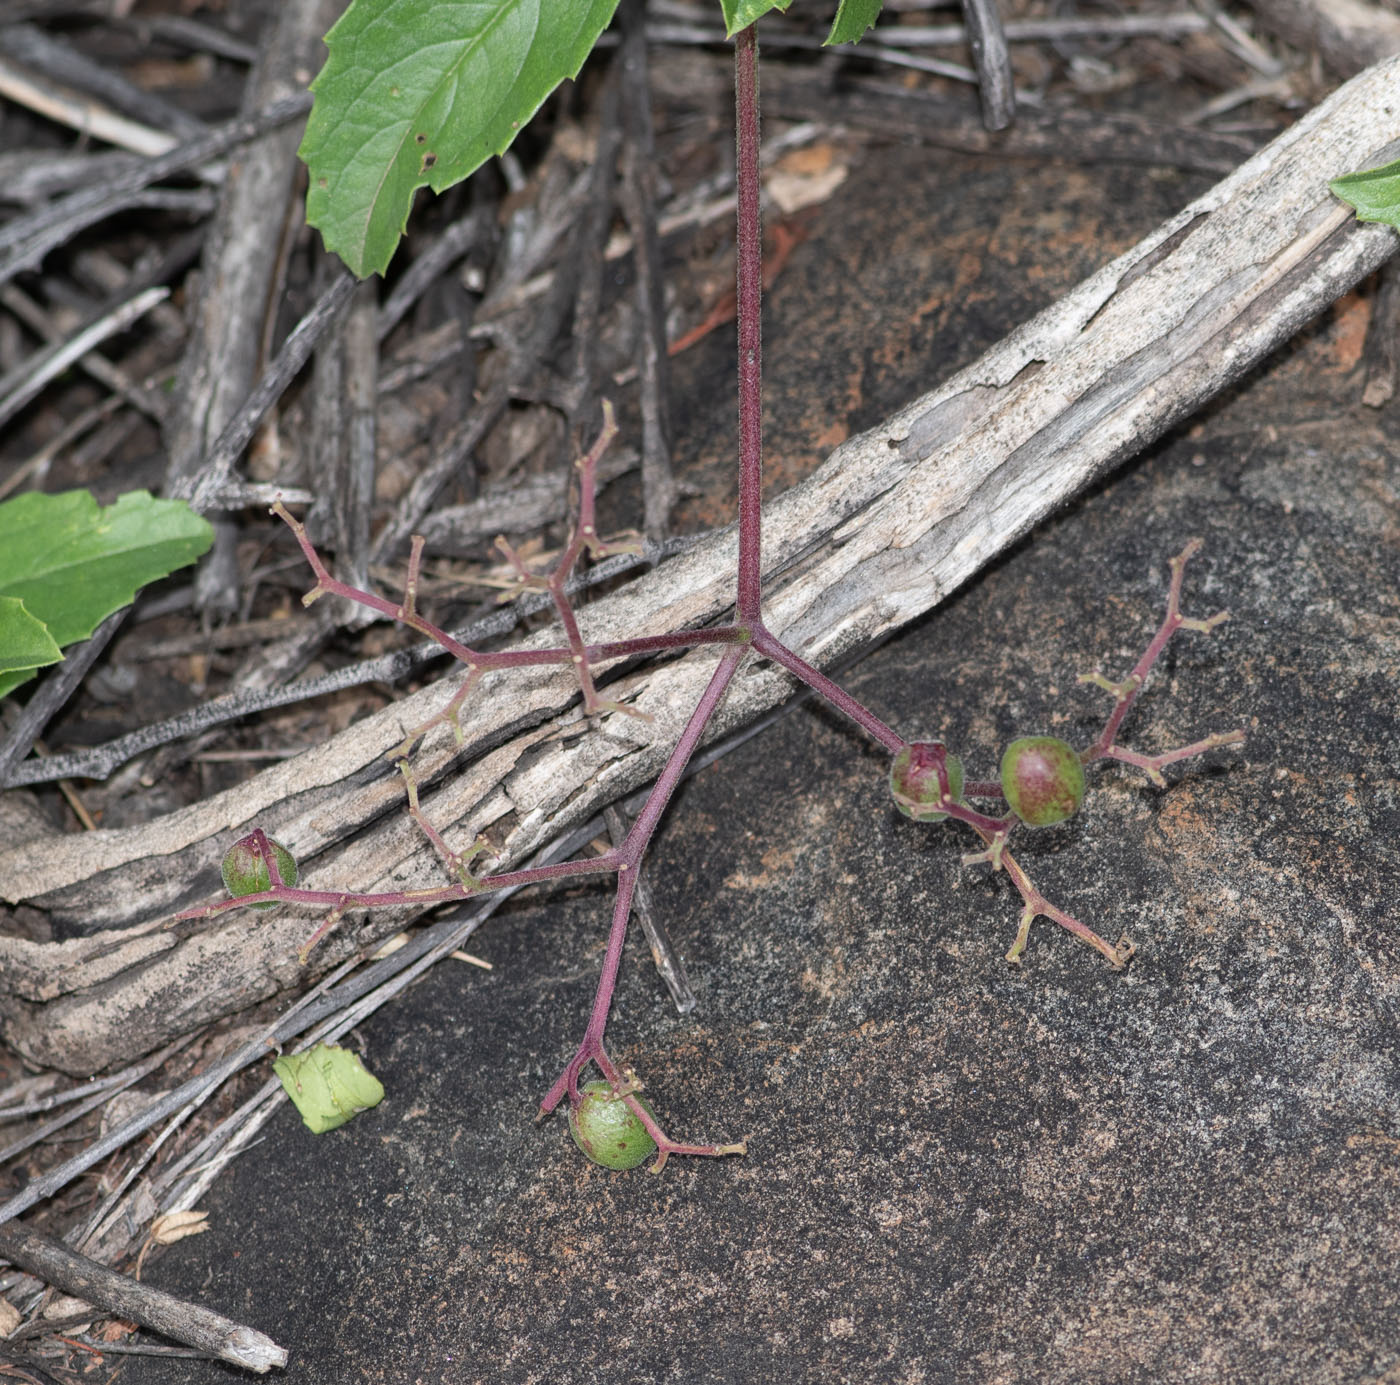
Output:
[
  {"xmin": 273, "ymin": 1044, "xmax": 386, "ymax": 1134},
  {"xmin": 1330, "ymin": 157, "xmax": 1400, "ymax": 228}
]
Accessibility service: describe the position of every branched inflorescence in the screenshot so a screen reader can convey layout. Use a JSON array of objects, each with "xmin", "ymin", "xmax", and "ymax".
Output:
[
  {"xmin": 890, "ymin": 538, "xmax": 1244, "ymax": 969},
  {"xmin": 178, "ymin": 28, "xmax": 1243, "ymax": 1171}
]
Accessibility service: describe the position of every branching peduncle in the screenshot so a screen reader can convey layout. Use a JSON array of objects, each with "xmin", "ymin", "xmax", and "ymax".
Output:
[{"xmin": 186, "ymin": 21, "xmax": 1244, "ymax": 1171}]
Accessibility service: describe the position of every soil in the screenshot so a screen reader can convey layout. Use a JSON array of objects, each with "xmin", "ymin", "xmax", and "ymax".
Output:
[{"xmin": 1, "ymin": 4, "xmax": 1397, "ymax": 1383}]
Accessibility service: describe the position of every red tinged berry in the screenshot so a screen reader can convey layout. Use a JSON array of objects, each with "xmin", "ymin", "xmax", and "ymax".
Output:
[
  {"xmin": 890, "ymin": 742, "xmax": 965, "ymax": 822},
  {"xmin": 1000, "ymin": 737, "xmax": 1085, "ymax": 827},
  {"xmin": 221, "ymin": 832, "xmax": 298, "ymax": 909}
]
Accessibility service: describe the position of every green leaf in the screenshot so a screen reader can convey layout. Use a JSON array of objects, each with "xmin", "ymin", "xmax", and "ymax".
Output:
[
  {"xmin": 825, "ymin": 0, "xmax": 883, "ymax": 45},
  {"xmin": 0, "ymin": 597, "xmax": 63, "ymax": 691},
  {"xmin": 300, "ymin": 0, "xmax": 622, "ymax": 278},
  {"xmin": 273, "ymin": 1044, "xmax": 386, "ymax": 1134},
  {"xmin": 1330, "ymin": 158, "xmax": 1400, "ymax": 229},
  {"xmin": 0, "ymin": 489, "xmax": 213, "ymax": 701},
  {"xmin": 719, "ymin": 0, "xmax": 792, "ymax": 35}
]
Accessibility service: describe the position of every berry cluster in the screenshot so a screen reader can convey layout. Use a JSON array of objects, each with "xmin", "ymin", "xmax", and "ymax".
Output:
[
  {"xmin": 184, "ymin": 32, "xmax": 1242, "ymax": 1171},
  {"xmin": 887, "ymin": 538, "xmax": 1242, "ymax": 968}
]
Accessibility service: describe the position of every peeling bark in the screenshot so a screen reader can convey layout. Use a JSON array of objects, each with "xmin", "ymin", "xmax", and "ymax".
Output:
[{"xmin": 2, "ymin": 58, "xmax": 1396, "ymax": 1074}]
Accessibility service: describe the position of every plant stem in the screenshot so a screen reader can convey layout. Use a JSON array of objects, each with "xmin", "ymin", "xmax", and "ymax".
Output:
[
  {"xmin": 734, "ymin": 25, "xmax": 764, "ymax": 625},
  {"xmin": 751, "ymin": 626, "xmax": 903, "ymax": 752},
  {"xmin": 540, "ymin": 645, "xmax": 747, "ymax": 1117}
]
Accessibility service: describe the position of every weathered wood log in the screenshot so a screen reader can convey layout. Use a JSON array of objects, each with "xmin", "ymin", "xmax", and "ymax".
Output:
[
  {"xmin": 1237, "ymin": 0, "xmax": 1400, "ymax": 78},
  {"xmin": 1, "ymin": 58, "xmax": 1396, "ymax": 1075},
  {"xmin": 0, "ymin": 1223, "xmax": 287, "ymax": 1372}
]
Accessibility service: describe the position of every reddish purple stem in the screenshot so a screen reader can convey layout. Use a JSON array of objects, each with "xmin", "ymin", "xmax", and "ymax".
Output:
[
  {"xmin": 734, "ymin": 25, "xmax": 764, "ymax": 626},
  {"xmin": 183, "ymin": 24, "xmax": 1245, "ymax": 1171}
]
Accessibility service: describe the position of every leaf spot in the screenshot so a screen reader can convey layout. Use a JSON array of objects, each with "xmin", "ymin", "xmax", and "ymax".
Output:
[
  {"xmin": 415, "ymin": 132, "xmax": 427, "ymax": 145},
  {"xmin": 421, "ymin": 151, "xmax": 437, "ymax": 171}
]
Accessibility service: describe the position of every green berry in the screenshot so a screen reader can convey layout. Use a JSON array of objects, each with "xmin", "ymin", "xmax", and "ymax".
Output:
[
  {"xmin": 568, "ymin": 1079, "xmax": 658, "ymax": 1171},
  {"xmin": 1000, "ymin": 736, "xmax": 1085, "ymax": 827},
  {"xmin": 889, "ymin": 742, "xmax": 965, "ymax": 822},
  {"xmin": 221, "ymin": 832, "xmax": 298, "ymax": 909}
]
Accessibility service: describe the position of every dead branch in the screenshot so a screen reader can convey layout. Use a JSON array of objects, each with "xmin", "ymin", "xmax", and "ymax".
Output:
[
  {"xmin": 1236, "ymin": 0, "xmax": 1400, "ymax": 77},
  {"xmin": 0, "ymin": 57, "xmax": 1396, "ymax": 1075},
  {"xmin": 0, "ymin": 93, "xmax": 310, "ymax": 288},
  {"xmin": 0, "ymin": 1224, "xmax": 287, "ymax": 1371}
]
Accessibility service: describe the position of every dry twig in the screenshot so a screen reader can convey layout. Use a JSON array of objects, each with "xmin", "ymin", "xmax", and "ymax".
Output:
[{"xmin": 3, "ymin": 54, "xmax": 1396, "ymax": 1075}]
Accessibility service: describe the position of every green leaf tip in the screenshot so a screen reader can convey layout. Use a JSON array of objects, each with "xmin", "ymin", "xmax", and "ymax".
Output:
[
  {"xmin": 0, "ymin": 597, "xmax": 63, "ymax": 684},
  {"xmin": 825, "ymin": 0, "xmax": 883, "ymax": 45},
  {"xmin": 273, "ymin": 1043, "xmax": 386, "ymax": 1134},
  {"xmin": 1330, "ymin": 157, "xmax": 1400, "ymax": 230},
  {"xmin": 0, "ymin": 489, "xmax": 212, "ymax": 701},
  {"xmin": 299, "ymin": 0, "xmax": 623, "ymax": 277},
  {"xmin": 720, "ymin": 0, "xmax": 793, "ymax": 38}
]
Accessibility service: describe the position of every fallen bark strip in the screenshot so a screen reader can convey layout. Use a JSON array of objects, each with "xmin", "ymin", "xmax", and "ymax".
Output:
[
  {"xmin": 0, "ymin": 1222, "xmax": 287, "ymax": 1372},
  {"xmin": 0, "ymin": 57, "xmax": 1396, "ymax": 1075},
  {"xmin": 765, "ymin": 69, "xmax": 1261, "ymax": 176},
  {"xmin": 1237, "ymin": 0, "xmax": 1400, "ymax": 78},
  {"xmin": 0, "ymin": 92, "xmax": 310, "ymax": 286}
]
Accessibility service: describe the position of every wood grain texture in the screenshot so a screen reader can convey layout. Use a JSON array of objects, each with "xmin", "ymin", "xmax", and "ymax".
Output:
[{"xmin": 2, "ymin": 57, "xmax": 1396, "ymax": 1074}]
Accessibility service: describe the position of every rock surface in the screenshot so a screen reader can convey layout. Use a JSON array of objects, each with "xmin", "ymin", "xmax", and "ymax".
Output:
[{"xmin": 136, "ymin": 124, "xmax": 1400, "ymax": 1385}]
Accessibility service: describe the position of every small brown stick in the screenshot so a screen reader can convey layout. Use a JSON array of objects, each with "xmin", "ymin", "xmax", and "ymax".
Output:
[
  {"xmin": 959, "ymin": 0, "xmax": 1015, "ymax": 130},
  {"xmin": 1181, "ymin": 75, "xmax": 1297, "ymax": 127},
  {"xmin": 0, "ymin": 52, "xmax": 186, "ymax": 160},
  {"xmin": 604, "ymin": 804, "xmax": 697, "ymax": 1013},
  {"xmin": 0, "ymin": 285, "xmax": 168, "ymax": 430},
  {"xmin": 30, "ymin": 741, "xmax": 96, "ymax": 832},
  {"xmin": 0, "ymin": 1223, "xmax": 287, "ymax": 1372},
  {"xmin": 619, "ymin": 0, "xmax": 677, "ymax": 540}
]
